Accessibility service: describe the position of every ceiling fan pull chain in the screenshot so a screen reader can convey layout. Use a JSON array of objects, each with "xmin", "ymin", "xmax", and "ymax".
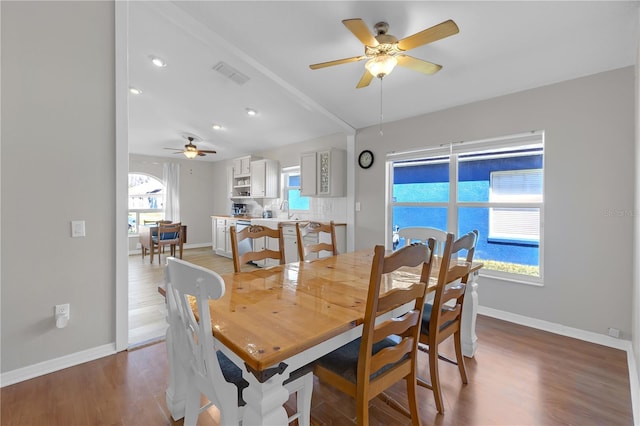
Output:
[{"xmin": 379, "ymin": 77, "xmax": 384, "ymax": 136}]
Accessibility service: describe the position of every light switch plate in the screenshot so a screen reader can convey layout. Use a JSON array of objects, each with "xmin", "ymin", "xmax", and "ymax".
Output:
[{"xmin": 71, "ymin": 220, "xmax": 85, "ymax": 237}]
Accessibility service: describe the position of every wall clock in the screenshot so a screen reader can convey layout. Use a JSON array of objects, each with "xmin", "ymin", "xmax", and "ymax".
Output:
[{"xmin": 358, "ymin": 150, "xmax": 374, "ymax": 169}]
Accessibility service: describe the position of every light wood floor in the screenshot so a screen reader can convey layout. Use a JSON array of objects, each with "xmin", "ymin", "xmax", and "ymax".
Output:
[
  {"xmin": 128, "ymin": 247, "xmax": 250, "ymax": 346},
  {"xmin": 4, "ymin": 247, "xmax": 634, "ymax": 425}
]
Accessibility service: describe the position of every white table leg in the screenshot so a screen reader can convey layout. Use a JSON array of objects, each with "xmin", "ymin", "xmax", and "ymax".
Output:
[
  {"xmin": 242, "ymin": 367, "xmax": 290, "ymax": 426},
  {"xmin": 165, "ymin": 324, "xmax": 189, "ymax": 420},
  {"xmin": 461, "ymin": 271, "xmax": 479, "ymax": 357}
]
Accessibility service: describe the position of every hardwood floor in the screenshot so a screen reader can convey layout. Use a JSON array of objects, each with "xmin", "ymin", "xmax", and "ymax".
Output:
[
  {"xmin": 1, "ymin": 315, "xmax": 632, "ymax": 425},
  {"xmin": 4, "ymin": 247, "xmax": 634, "ymax": 425}
]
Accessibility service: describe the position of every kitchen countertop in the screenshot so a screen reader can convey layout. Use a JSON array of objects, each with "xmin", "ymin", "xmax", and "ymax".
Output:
[{"xmin": 211, "ymin": 215, "xmax": 346, "ymax": 226}]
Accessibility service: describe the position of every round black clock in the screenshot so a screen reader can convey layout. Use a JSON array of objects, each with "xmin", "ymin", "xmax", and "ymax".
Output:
[{"xmin": 358, "ymin": 150, "xmax": 374, "ymax": 169}]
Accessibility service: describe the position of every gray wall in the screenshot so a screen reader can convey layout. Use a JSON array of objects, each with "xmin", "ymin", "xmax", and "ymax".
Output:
[
  {"xmin": 128, "ymin": 154, "xmax": 218, "ymax": 251},
  {"xmin": 1, "ymin": 1, "xmax": 116, "ymax": 372},
  {"xmin": 354, "ymin": 67, "xmax": 635, "ymax": 338}
]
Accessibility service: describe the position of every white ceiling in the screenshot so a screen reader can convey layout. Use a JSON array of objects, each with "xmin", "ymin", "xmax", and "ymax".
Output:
[{"xmin": 127, "ymin": 1, "xmax": 639, "ymax": 162}]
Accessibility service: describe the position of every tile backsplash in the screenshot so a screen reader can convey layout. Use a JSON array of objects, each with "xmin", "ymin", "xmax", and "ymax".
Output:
[{"xmin": 242, "ymin": 197, "xmax": 347, "ymax": 223}]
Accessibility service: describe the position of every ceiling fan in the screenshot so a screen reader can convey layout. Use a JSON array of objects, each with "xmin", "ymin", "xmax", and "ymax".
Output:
[
  {"xmin": 309, "ymin": 18, "xmax": 459, "ymax": 88},
  {"xmin": 164, "ymin": 136, "xmax": 217, "ymax": 159}
]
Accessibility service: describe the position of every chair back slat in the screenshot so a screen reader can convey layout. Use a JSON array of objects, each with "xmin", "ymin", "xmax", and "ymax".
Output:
[
  {"xmin": 296, "ymin": 221, "xmax": 338, "ymax": 261},
  {"xmin": 230, "ymin": 224, "xmax": 285, "ymax": 272},
  {"xmin": 369, "ymin": 336, "xmax": 414, "ymax": 373}
]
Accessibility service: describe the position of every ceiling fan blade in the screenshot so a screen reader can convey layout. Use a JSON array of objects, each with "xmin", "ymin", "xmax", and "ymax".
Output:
[
  {"xmin": 396, "ymin": 55, "xmax": 442, "ymax": 75},
  {"xmin": 310, "ymin": 55, "xmax": 366, "ymax": 70},
  {"xmin": 198, "ymin": 150, "xmax": 217, "ymax": 154},
  {"xmin": 397, "ymin": 19, "xmax": 459, "ymax": 51},
  {"xmin": 356, "ymin": 70, "xmax": 374, "ymax": 89},
  {"xmin": 164, "ymin": 148, "xmax": 183, "ymax": 151},
  {"xmin": 198, "ymin": 152, "xmax": 206, "ymax": 156},
  {"xmin": 342, "ymin": 19, "xmax": 379, "ymax": 47}
]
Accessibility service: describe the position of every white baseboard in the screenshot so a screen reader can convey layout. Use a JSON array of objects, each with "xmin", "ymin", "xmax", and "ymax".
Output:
[
  {"xmin": 0, "ymin": 343, "xmax": 116, "ymax": 388},
  {"xmin": 479, "ymin": 306, "xmax": 638, "ymax": 425}
]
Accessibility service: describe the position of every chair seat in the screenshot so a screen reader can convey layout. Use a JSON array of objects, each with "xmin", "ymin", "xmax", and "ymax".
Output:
[
  {"xmin": 152, "ymin": 234, "xmax": 179, "ymax": 242},
  {"xmin": 316, "ymin": 337, "xmax": 403, "ymax": 383},
  {"xmin": 216, "ymin": 350, "xmax": 249, "ymax": 406},
  {"xmin": 421, "ymin": 303, "xmax": 454, "ymax": 335}
]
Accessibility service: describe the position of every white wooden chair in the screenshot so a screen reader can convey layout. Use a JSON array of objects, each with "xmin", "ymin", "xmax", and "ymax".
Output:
[
  {"xmin": 398, "ymin": 226, "xmax": 448, "ymax": 256},
  {"xmin": 164, "ymin": 257, "xmax": 313, "ymax": 426}
]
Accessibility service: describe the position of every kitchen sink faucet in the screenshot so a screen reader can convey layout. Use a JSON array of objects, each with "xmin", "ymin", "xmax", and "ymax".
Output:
[{"xmin": 280, "ymin": 200, "xmax": 295, "ymax": 219}]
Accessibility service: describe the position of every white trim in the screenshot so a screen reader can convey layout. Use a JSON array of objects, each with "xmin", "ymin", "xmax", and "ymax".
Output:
[
  {"xmin": 628, "ymin": 347, "xmax": 639, "ymax": 426},
  {"xmin": 115, "ymin": 0, "xmax": 130, "ymax": 353},
  {"xmin": 0, "ymin": 344, "xmax": 116, "ymax": 387},
  {"xmin": 479, "ymin": 305, "xmax": 632, "ymax": 350}
]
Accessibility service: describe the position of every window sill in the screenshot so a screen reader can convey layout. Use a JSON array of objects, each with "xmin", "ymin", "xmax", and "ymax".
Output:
[{"xmin": 478, "ymin": 271, "xmax": 543, "ymax": 287}]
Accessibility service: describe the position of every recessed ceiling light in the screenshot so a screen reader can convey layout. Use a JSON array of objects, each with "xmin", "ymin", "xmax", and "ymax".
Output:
[
  {"xmin": 149, "ymin": 55, "xmax": 167, "ymax": 68},
  {"xmin": 246, "ymin": 108, "xmax": 258, "ymax": 116},
  {"xmin": 129, "ymin": 87, "xmax": 142, "ymax": 95},
  {"xmin": 212, "ymin": 124, "xmax": 222, "ymax": 130}
]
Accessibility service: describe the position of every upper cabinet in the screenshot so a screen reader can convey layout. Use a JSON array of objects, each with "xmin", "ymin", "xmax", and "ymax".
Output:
[
  {"xmin": 230, "ymin": 155, "xmax": 253, "ymax": 198},
  {"xmin": 250, "ymin": 159, "xmax": 279, "ymax": 198},
  {"xmin": 232, "ymin": 156, "xmax": 252, "ymax": 177},
  {"xmin": 300, "ymin": 148, "xmax": 346, "ymax": 197}
]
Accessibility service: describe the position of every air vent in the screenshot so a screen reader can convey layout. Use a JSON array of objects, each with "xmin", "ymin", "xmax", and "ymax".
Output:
[{"xmin": 212, "ymin": 61, "xmax": 250, "ymax": 85}]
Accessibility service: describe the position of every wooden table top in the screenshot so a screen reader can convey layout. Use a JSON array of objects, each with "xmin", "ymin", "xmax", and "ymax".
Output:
[{"xmin": 187, "ymin": 249, "xmax": 482, "ymax": 373}]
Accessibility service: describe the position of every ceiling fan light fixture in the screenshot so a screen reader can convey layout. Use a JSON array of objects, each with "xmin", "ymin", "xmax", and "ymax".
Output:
[
  {"xmin": 365, "ymin": 54, "xmax": 397, "ymax": 78},
  {"xmin": 183, "ymin": 148, "xmax": 198, "ymax": 159}
]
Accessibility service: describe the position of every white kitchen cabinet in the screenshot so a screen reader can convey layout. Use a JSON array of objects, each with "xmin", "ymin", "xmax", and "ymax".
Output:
[
  {"xmin": 232, "ymin": 156, "xmax": 251, "ymax": 177},
  {"xmin": 282, "ymin": 225, "xmax": 299, "ymax": 263},
  {"xmin": 300, "ymin": 152, "xmax": 317, "ymax": 197},
  {"xmin": 250, "ymin": 159, "xmax": 279, "ymax": 198},
  {"xmin": 230, "ymin": 156, "xmax": 253, "ymax": 199},
  {"xmin": 213, "ymin": 217, "xmax": 236, "ymax": 258},
  {"xmin": 300, "ymin": 148, "xmax": 345, "ymax": 196}
]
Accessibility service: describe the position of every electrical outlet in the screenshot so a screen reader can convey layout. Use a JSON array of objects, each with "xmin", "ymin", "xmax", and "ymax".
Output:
[
  {"xmin": 607, "ymin": 327, "xmax": 621, "ymax": 338},
  {"xmin": 55, "ymin": 303, "xmax": 70, "ymax": 316}
]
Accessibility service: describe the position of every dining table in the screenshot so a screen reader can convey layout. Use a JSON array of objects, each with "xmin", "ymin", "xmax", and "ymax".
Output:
[{"xmin": 162, "ymin": 249, "xmax": 483, "ymax": 425}]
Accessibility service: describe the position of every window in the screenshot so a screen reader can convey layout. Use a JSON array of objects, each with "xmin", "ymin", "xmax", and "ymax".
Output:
[
  {"xmin": 128, "ymin": 173, "xmax": 165, "ymax": 234},
  {"xmin": 389, "ymin": 131, "xmax": 544, "ymax": 283},
  {"xmin": 282, "ymin": 167, "xmax": 310, "ymax": 211}
]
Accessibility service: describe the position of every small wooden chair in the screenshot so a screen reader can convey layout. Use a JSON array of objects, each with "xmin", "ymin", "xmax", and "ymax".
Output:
[
  {"xmin": 399, "ymin": 226, "xmax": 448, "ymax": 256},
  {"xmin": 164, "ymin": 257, "xmax": 314, "ymax": 426},
  {"xmin": 229, "ymin": 224, "xmax": 285, "ymax": 272},
  {"xmin": 295, "ymin": 221, "xmax": 338, "ymax": 261},
  {"xmin": 151, "ymin": 222, "xmax": 182, "ymax": 263},
  {"xmin": 417, "ymin": 229, "xmax": 478, "ymax": 414},
  {"xmin": 314, "ymin": 241, "xmax": 436, "ymax": 426}
]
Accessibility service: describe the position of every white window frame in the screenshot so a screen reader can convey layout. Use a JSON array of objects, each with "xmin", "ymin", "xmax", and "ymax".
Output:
[
  {"xmin": 282, "ymin": 166, "xmax": 310, "ymax": 212},
  {"xmin": 128, "ymin": 173, "xmax": 165, "ymax": 235},
  {"xmin": 386, "ymin": 131, "xmax": 545, "ymax": 285}
]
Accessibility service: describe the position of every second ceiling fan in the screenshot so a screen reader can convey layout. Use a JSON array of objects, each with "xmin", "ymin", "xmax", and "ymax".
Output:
[
  {"xmin": 310, "ymin": 18, "xmax": 459, "ymax": 88},
  {"xmin": 164, "ymin": 136, "xmax": 216, "ymax": 159}
]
